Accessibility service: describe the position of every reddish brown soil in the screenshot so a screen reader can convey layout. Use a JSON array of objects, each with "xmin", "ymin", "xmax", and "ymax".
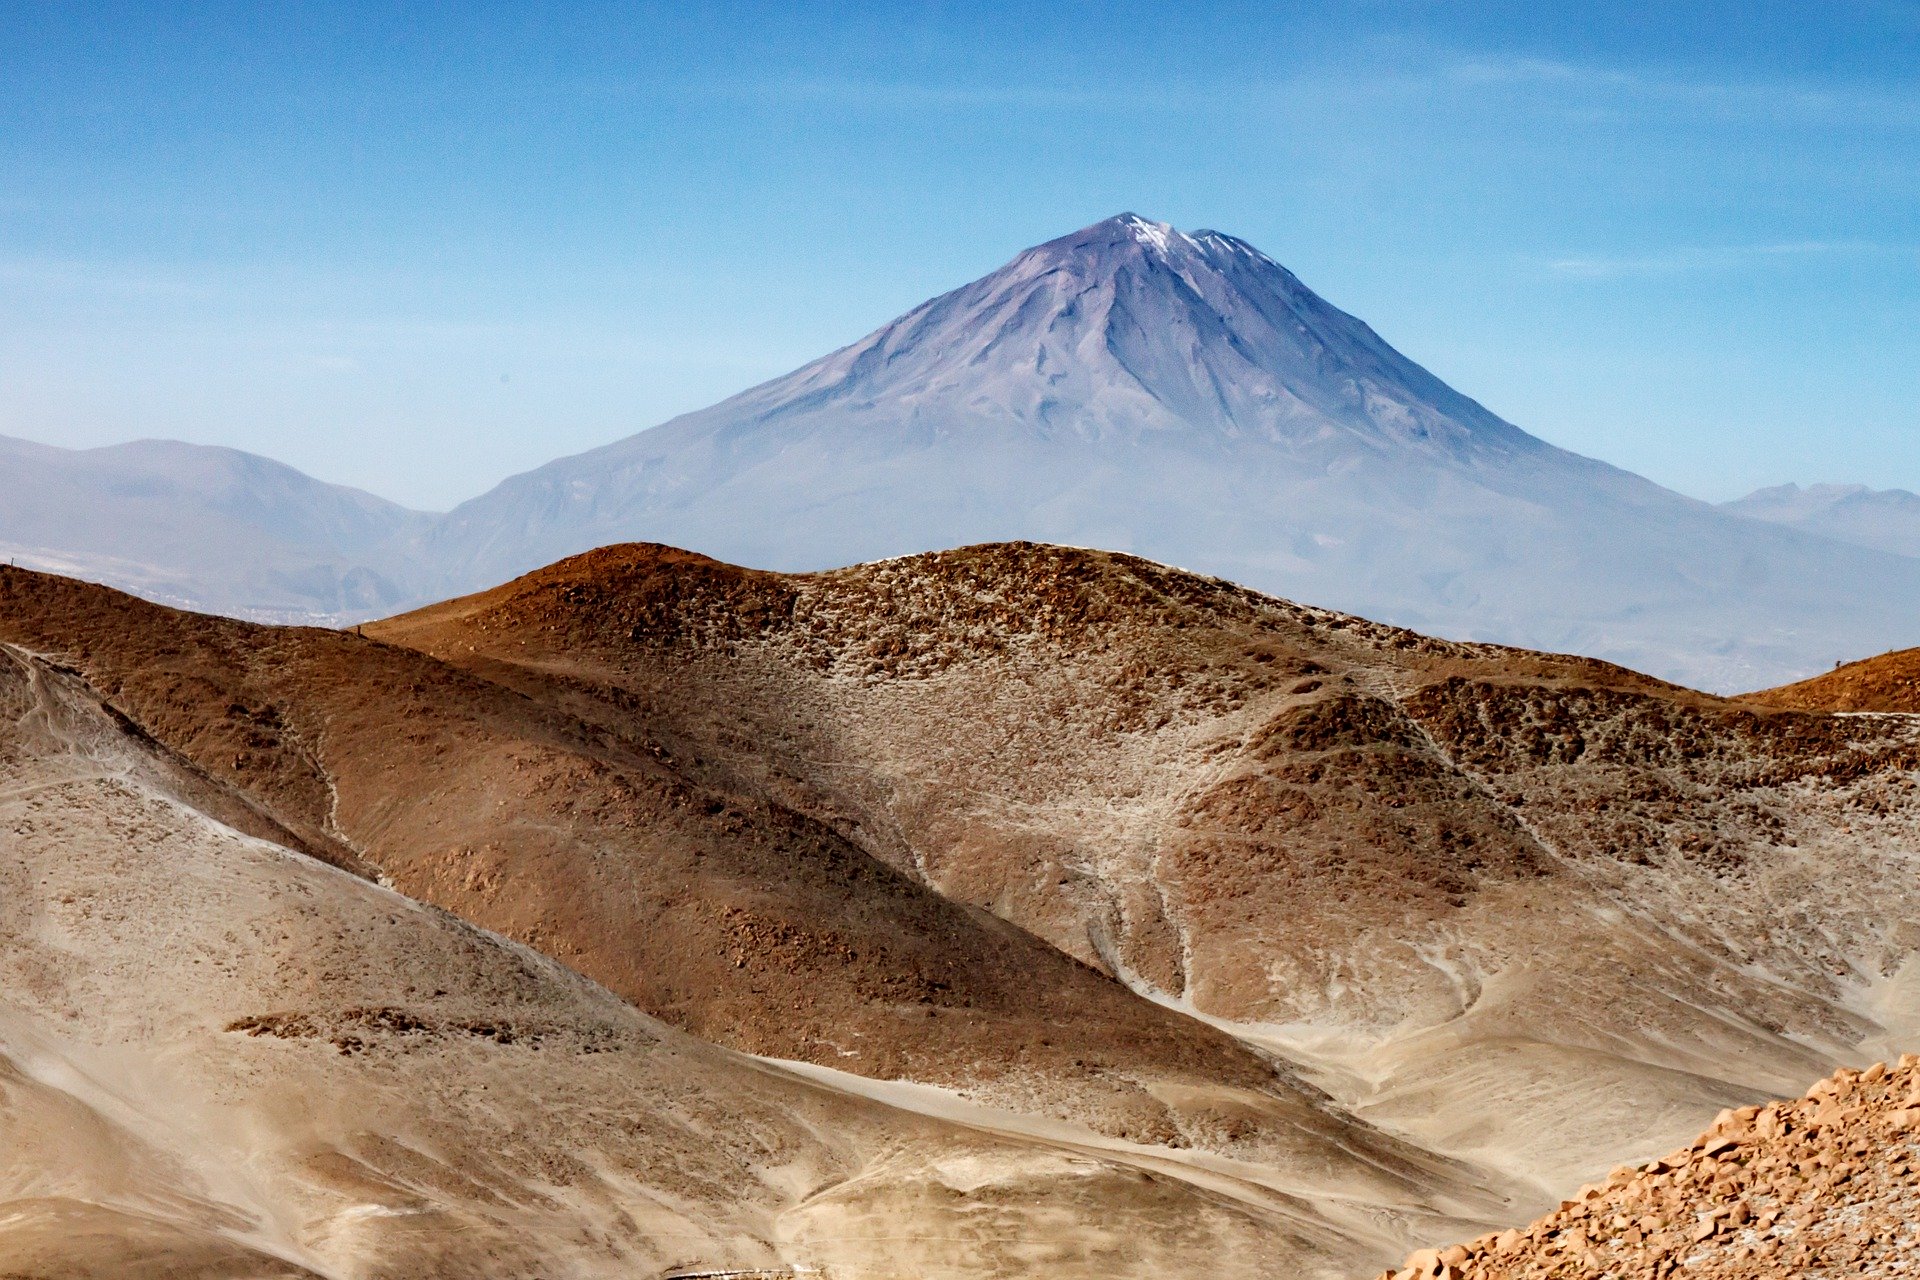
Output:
[
  {"xmin": 366, "ymin": 541, "xmax": 1920, "ymax": 1204},
  {"xmin": 370, "ymin": 543, "xmax": 1920, "ymax": 1027},
  {"xmin": 1744, "ymin": 646, "xmax": 1920, "ymax": 713}
]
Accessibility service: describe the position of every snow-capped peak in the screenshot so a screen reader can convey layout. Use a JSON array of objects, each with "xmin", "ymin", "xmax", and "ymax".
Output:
[
  {"xmin": 617, "ymin": 212, "xmax": 1541, "ymax": 468},
  {"xmin": 1190, "ymin": 228, "xmax": 1278, "ymax": 268},
  {"xmin": 1099, "ymin": 215, "xmax": 1275, "ymax": 270},
  {"xmin": 1116, "ymin": 213, "xmax": 1186, "ymax": 255}
]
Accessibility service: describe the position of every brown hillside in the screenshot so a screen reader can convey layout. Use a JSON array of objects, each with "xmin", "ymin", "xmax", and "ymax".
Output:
[
  {"xmin": 0, "ymin": 562, "xmax": 1316, "ymax": 1135},
  {"xmin": 0, "ymin": 561, "xmax": 1498, "ymax": 1276},
  {"xmin": 1743, "ymin": 646, "xmax": 1920, "ymax": 713},
  {"xmin": 372, "ymin": 541, "xmax": 1920, "ymax": 1200},
  {"xmin": 0, "ymin": 642, "xmax": 1333, "ymax": 1280},
  {"xmin": 1379, "ymin": 1055, "xmax": 1920, "ymax": 1278},
  {"xmin": 11, "ymin": 542, "xmax": 1920, "ymax": 1275}
]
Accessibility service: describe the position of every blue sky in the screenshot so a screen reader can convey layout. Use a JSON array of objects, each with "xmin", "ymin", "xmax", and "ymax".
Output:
[{"xmin": 2, "ymin": 1, "xmax": 1917, "ymax": 510}]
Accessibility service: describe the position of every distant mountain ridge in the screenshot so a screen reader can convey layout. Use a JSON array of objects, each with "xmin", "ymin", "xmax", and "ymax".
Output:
[
  {"xmin": 1723, "ymin": 481, "xmax": 1920, "ymax": 560},
  {"xmin": 6, "ymin": 214, "xmax": 1919, "ymax": 690},
  {"xmin": 0, "ymin": 434, "xmax": 433, "ymax": 621}
]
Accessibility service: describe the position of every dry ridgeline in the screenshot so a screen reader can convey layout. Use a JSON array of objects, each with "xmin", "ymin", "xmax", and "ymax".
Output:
[
  {"xmin": 2, "ymin": 542, "xmax": 1918, "ymax": 1278},
  {"xmin": 1746, "ymin": 647, "xmax": 1920, "ymax": 714}
]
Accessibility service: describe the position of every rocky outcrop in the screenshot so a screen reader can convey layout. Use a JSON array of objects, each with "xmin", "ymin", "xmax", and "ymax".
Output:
[{"xmin": 1381, "ymin": 1056, "xmax": 1920, "ymax": 1278}]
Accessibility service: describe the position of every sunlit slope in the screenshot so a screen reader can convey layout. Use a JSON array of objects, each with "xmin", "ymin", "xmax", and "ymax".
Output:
[
  {"xmin": 376, "ymin": 540, "xmax": 1920, "ymax": 1203},
  {"xmin": 1744, "ymin": 646, "xmax": 1920, "ymax": 713},
  {"xmin": 0, "ymin": 563, "xmax": 1515, "ymax": 1278},
  {"xmin": 0, "ymin": 642, "xmax": 1438, "ymax": 1280}
]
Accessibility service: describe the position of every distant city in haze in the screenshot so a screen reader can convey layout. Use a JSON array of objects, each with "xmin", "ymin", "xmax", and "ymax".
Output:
[{"xmin": 2, "ymin": 1, "xmax": 1918, "ymax": 510}]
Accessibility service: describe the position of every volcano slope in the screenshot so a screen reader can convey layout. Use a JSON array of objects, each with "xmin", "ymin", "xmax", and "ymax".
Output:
[
  {"xmin": 0, "ymin": 563, "xmax": 1503, "ymax": 1278},
  {"xmin": 370, "ymin": 542, "xmax": 1920, "ymax": 1207},
  {"xmin": 0, "ymin": 643, "xmax": 1375, "ymax": 1280}
]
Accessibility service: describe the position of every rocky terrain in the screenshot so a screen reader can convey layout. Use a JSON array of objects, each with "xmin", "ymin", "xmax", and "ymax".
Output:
[
  {"xmin": 5, "ymin": 541, "xmax": 1919, "ymax": 1276},
  {"xmin": 372, "ymin": 541, "xmax": 1920, "ymax": 1196},
  {"xmin": 0, "ymin": 558, "xmax": 1509, "ymax": 1279},
  {"xmin": 1380, "ymin": 1055, "xmax": 1920, "ymax": 1277},
  {"xmin": 0, "ymin": 640, "xmax": 1342, "ymax": 1280},
  {"xmin": 1746, "ymin": 647, "xmax": 1920, "ymax": 713}
]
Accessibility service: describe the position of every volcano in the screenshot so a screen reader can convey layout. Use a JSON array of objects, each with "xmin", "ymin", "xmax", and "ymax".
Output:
[{"xmin": 426, "ymin": 214, "xmax": 1920, "ymax": 691}]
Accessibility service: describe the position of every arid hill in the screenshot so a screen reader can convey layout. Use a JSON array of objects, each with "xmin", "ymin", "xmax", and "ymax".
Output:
[
  {"xmin": 1744, "ymin": 646, "xmax": 1920, "ymax": 713},
  {"xmin": 0, "ymin": 561, "xmax": 1504, "ymax": 1278},
  {"xmin": 373, "ymin": 542, "xmax": 1920, "ymax": 1200},
  {"xmin": 6, "ymin": 542, "xmax": 1919, "ymax": 1277},
  {"xmin": 1380, "ymin": 1054, "xmax": 1920, "ymax": 1277},
  {"xmin": 0, "ymin": 641, "xmax": 1353, "ymax": 1280},
  {"xmin": 0, "ymin": 561, "xmax": 1299, "ymax": 1136}
]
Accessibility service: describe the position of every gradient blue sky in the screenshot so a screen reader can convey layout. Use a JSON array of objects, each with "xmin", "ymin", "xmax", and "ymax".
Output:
[{"xmin": 2, "ymin": 2, "xmax": 1917, "ymax": 510}]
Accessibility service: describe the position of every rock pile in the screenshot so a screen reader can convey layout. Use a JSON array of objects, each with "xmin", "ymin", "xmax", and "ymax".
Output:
[{"xmin": 1380, "ymin": 1055, "xmax": 1920, "ymax": 1278}]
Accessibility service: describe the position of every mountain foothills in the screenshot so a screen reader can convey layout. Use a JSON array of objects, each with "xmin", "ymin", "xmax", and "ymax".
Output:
[
  {"xmin": 5, "ymin": 541, "xmax": 1920, "ymax": 1276},
  {"xmin": 8, "ymin": 215, "xmax": 1920, "ymax": 691}
]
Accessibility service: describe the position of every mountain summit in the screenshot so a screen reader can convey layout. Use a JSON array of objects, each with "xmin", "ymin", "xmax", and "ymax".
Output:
[
  {"xmin": 426, "ymin": 214, "xmax": 1920, "ymax": 690},
  {"xmin": 428, "ymin": 210, "xmax": 1594, "ymax": 586},
  {"xmin": 732, "ymin": 212, "xmax": 1535, "ymax": 459}
]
